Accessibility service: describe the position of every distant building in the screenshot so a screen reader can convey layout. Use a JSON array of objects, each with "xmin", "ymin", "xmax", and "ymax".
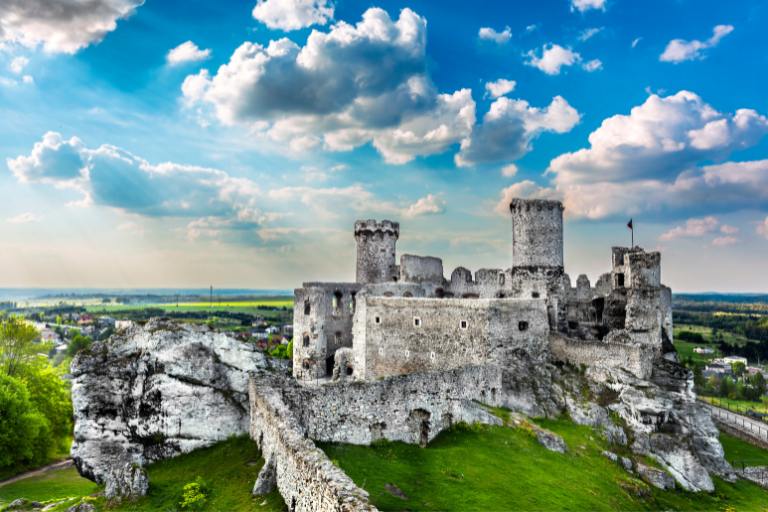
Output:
[
  {"xmin": 693, "ymin": 347, "xmax": 714, "ymax": 355},
  {"xmin": 714, "ymin": 356, "xmax": 748, "ymax": 366},
  {"xmin": 703, "ymin": 362, "xmax": 732, "ymax": 378}
]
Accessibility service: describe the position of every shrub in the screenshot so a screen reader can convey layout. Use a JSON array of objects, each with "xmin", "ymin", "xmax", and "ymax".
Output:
[{"xmin": 179, "ymin": 476, "xmax": 209, "ymax": 510}]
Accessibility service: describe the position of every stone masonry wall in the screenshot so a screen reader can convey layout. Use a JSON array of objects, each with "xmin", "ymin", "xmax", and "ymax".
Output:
[
  {"xmin": 262, "ymin": 366, "xmax": 503, "ymax": 446},
  {"xmin": 248, "ymin": 379, "xmax": 376, "ymax": 512},
  {"xmin": 352, "ymin": 297, "xmax": 549, "ymax": 380},
  {"xmin": 549, "ymin": 334, "xmax": 654, "ymax": 379},
  {"xmin": 510, "ymin": 198, "xmax": 564, "ymax": 269}
]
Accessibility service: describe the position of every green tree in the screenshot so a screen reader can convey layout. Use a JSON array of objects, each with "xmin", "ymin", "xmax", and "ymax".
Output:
[
  {"xmin": 0, "ymin": 374, "xmax": 50, "ymax": 470},
  {"xmin": 732, "ymin": 362, "xmax": 746, "ymax": 379},
  {"xmin": 0, "ymin": 316, "xmax": 39, "ymax": 376},
  {"xmin": 66, "ymin": 333, "xmax": 92, "ymax": 358}
]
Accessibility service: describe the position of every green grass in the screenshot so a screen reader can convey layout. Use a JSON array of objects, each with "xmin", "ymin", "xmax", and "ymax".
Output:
[
  {"xmin": 700, "ymin": 395, "xmax": 768, "ymax": 415},
  {"xmin": 0, "ymin": 466, "xmax": 99, "ymax": 506},
  {"xmin": 0, "ymin": 437, "xmax": 285, "ymax": 512},
  {"xmin": 720, "ymin": 432, "xmax": 768, "ymax": 466},
  {"xmin": 675, "ymin": 324, "xmax": 755, "ymax": 347},
  {"xmin": 113, "ymin": 436, "xmax": 284, "ymax": 512},
  {"xmin": 673, "ymin": 340, "xmax": 721, "ymax": 364},
  {"xmin": 321, "ymin": 417, "xmax": 768, "ymax": 511},
  {"xmin": 85, "ymin": 298, "xmax": 293, "ymax": 314}
]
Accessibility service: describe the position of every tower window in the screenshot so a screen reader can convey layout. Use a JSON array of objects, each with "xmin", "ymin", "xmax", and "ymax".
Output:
[
  {"xmin": 350, "ymin": 292, "xmax": 357, "ymax": 313},
  {"xmin": 304, "ymin": 300, "xmax": 310, "ymax": 315},
  {"xmin": 413, "ymin": 317, "xmax": 421, "ymax": 327},
  {"xmin": 302, "ymin": 334, "xmax": 310, "ymax": 347},
  {"xmin": 518, "ymin": 321, "xmax": 529, "ymax": 332},
  {"xmin": 374, "ymin": 316, "xmax": 381, "ymax": 324},
  {"xmin": 616, "ymin": 273, "xmax": 625, "ymax": 288},
  {"xmin": 460, "ymin": 320, "xmax": 468, "ymax": 330},
  {"xmin": 332, "ymin": 290, "xmax": 342, "ymax": 314},
  {"xmin": 532, "ymin": 292, "xmax": 540, "ymax": 298}
]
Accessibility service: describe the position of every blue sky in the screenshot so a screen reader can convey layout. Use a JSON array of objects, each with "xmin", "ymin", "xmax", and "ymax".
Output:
[{"xmin": 1, "ymin": 0, "xmax": 767, "ymax": 291}]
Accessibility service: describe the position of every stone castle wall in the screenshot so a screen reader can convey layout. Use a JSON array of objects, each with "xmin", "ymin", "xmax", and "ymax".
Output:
[
  {"xmin": 248, "ymin": 380, "xmax": 376, "ymax": 512},
  {"xmin": 549, "ymin": 334, "xmax": 654, "ymax": 379},
  {"xmin": 293, "ymin": 283, "xmax": 361, "ymax": 380},
  {"xmin": 352, "ymin": 296, "xmax": 549, "ymax": 380},
  {"xmin": 256, "ymin": 366, "xmax": 502, "ymax": 447}
]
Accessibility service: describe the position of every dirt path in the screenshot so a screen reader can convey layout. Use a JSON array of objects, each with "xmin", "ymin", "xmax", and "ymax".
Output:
[{"xmin": 0, "ymin": 459, "xmax": 73, "ymax": 487}]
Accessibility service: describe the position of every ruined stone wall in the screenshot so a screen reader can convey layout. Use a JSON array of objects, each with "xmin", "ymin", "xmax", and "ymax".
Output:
[
  {"xmin": 510, "ymin": 198, "xmax": 564, "ymax": 269},
  {"xmin": 549, "ymin": 334, "xmax": 654, "ymax": 379},
  {"xmin": 293, "ymin": 283, "xmax": 361, "ymax": 381},
  {"xmin": 354, "ymin": 220, "xmax": 399, "ymax": 284},
  {"xmin": 399, "ymin": 254, "xmax": 444, "ymax": 285},
  {"xmin": 264, "ymin": 366, "xmax": 502, "ymax": 446},
  {"xmin": 352, "ymin": 296, "xmax": 549, "ymax": 380},
  {"xmin": 248, "ymin": 380, "xmax": 376, "ymax": 512}
]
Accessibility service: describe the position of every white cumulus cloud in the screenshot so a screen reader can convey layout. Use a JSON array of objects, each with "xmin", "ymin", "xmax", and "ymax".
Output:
[
  {"xmin": 8, "ymin": 56, "xmax": 28, "ymax": 74},
  {"xmin": 456, "ymin": 95, "xmax": 580, "ymax": 166},
  {"xmin": 0, "ymin": 0, "xmax": 143, "ymax": 54},
  {"xmin": 525, "ymin": 44, "xmax": 581, "ymax": 75},
  {"xmin": 478, "ymin": 26, "xmax": 511, "ymax": 44},
  {"xmin": 6, "ymin": 212, "xmax": 42, "ymax": 224},
  {"xmin": 659, "ymin": 216, "xmax": 719, "ymax": 240},
  {"xmin": 501, "ymin": 163, "xmax": 518, "ymax": 177},
  {"xmin": 543, "ymin": 91, "xmax": 768, "ymax": 219},
  {"xmin": 660, "ymin": 24, "xmax": 734, "ymax": 63},
  {"xmin": 484, "ymin": 78, "xmax": 516, "ymax": 99},
  {"xmin": 252, "ymin": 0, "xmax": 334, "ymax": 31},
  {"xmin": 183, "ymin": 7, "xmax": 478, "ymax": 165},
  {"xmin": 403, "ymin": 194, "xmax": 445, "ymax": 218},
  {"xmin": 571, "ymin": 0, "xmax": 606, "ymax": 13},
  {"xmin": 167, "ymin": 41, "xmax": 211, "ymax": 66},
  {"xmin": 582, "ymin": 59, "xmax": 602, "ymax": 72}
]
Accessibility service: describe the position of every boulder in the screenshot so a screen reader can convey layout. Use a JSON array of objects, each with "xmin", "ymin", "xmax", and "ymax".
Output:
[{"xmin": 636, "ymin": 463, "xmax": 675, "ymax": 490}]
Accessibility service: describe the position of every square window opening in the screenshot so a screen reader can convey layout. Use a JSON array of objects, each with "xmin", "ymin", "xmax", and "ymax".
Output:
[
  {"xmin": 518, "ymin": 321, "xmax": 529, "ymax": 332},
  {"xmin": 460, "ymin": 320, "xmax": 468, "ymax": 329},
  {"xmin": 413, "ymin": 317, "xmax": 421, "ymax": 327},
  {"xmin": 374, "ymin": 316, "xmax": 381, "ymax": 324}
]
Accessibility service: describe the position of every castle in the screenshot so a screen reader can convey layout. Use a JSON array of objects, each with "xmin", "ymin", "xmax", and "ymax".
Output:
[
  {"xmin": 72, "ymin": 196, "xmax": 734, "ymax": 511},
  {"xmin": 293, "ymin": 197, "xmax": 673, "ymax": 382}
]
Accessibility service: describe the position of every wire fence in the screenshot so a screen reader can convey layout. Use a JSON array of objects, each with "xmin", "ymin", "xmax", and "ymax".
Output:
[
  {"xmin": 702, "ymin": 397, "xmax": 768, "ymax": 424},
  {"xmin": 702, "ymin": 401, "xmax": 768, "ymax": 443}
]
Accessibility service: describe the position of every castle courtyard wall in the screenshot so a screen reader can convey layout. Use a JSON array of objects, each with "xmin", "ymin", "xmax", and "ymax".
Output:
[
  {"xmin": 248, "ymin": 379, "xmax": 376, "ymax": 512},
  {"xmin": 352, "ymin": 297, "xmax": 549, "ymax": 380},
  {"xmin": 549, "ymin": 334, "xmax": 654, "ymax": 379}
]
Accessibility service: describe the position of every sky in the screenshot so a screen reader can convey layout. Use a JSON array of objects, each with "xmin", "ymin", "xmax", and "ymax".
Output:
[{"xmin": 1, "ymin": 0, "xmax": 767, "ymax": 292}]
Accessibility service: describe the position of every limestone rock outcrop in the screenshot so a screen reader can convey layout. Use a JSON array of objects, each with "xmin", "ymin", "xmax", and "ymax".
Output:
[
  {"xmin": 70, "ymin": 319, "xmax": 270, "ymax": 498},
  {"xmin": 585, "ymin": 359, "xmax": 736, "ymax": 492}
]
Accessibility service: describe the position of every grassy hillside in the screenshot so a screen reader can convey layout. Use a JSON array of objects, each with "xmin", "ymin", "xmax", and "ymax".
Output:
[
  {"xmin": 320, "ymin": 418, "xmax": 768, "ymax": 511},
  {"xmin": 0, "ymin": 437, "xmax": 285, "ymax": 511},
  {"xmin": 3, "ymin": 428, "xmax": 768, "ymax": 511}
]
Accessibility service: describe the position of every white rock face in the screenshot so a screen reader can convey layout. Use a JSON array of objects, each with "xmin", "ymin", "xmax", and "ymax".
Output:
[
  {"xmin": 586, "ymin": 359, "xmax": 735, "ymax": 492},
  {"xmin": 70, "ymin": 319, "xmax": 269, "ymax": 497}
]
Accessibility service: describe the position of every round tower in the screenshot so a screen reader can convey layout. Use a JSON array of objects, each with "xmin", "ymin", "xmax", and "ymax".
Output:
[
  {"xmin": 509, "ymin": 198, "xmax": 564, "ymax": 269},
  {"xmin": 354, "ymin": 219, "xmax": 399, "ymax": 284}
]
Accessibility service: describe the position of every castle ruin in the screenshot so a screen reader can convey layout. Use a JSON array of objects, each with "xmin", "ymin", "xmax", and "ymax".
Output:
[{"xmin": 292, "ymin": 197, "xmax": 673, "ymax": 383}]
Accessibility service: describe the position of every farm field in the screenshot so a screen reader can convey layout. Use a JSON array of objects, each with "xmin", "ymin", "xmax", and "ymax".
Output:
[{"xmin": 84, "ymin": 298, "xmax": 293, "ymax": 314}]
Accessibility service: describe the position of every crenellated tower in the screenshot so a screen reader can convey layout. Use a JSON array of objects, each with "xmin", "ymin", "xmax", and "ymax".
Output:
[
  {"xmin": 354, "ymin": 220, "xmax": 399, "ymax": 284},
  {"xmin": 509, "ymin": 198, "xmax": 564, "ymax": 270}
]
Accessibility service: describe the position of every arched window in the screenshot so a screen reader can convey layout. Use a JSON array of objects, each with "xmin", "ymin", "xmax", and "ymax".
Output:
[{"xmin": 332, "ymin": 290, "xmax": 342, "ymax": 314}]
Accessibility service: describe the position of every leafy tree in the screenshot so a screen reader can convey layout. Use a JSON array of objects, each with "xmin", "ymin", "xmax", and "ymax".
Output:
[
  {"xmin": 0, "ymin": 374, "xmax": 50, "ymax": 470},
  {"xmin": 731, "ymin": 362, "xmax": 746, "ymax": 379},
  {"xmin": 0, "ymin": 316, "xmax": 39, "ymax": 376},
  {"xmin": 66, "ymin": 333, "xmax": 92, "ymax": 358}
]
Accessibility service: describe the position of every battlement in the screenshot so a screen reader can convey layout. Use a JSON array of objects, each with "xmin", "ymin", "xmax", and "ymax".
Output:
[
  {"xmin": 353, "ymin": 219, "xmax": 400, "ymax": 238},
  {"xmin": 509, "ymin": 198, "xmax": 564, "ymax": 213}
]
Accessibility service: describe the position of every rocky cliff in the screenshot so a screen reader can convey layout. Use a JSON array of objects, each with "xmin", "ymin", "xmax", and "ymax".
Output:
[{"xmin": 70, "ymin": 319, "xmax": 275, "ymax": 498}]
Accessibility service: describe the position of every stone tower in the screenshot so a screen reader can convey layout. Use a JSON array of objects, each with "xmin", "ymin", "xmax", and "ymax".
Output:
[
  {"xmin": 509, "ymin": 198, "xmax": 564, "ymax": 270},
  {"xmin": 354, "ymin": 220, "xmax": 399, "ymax": 284}
]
